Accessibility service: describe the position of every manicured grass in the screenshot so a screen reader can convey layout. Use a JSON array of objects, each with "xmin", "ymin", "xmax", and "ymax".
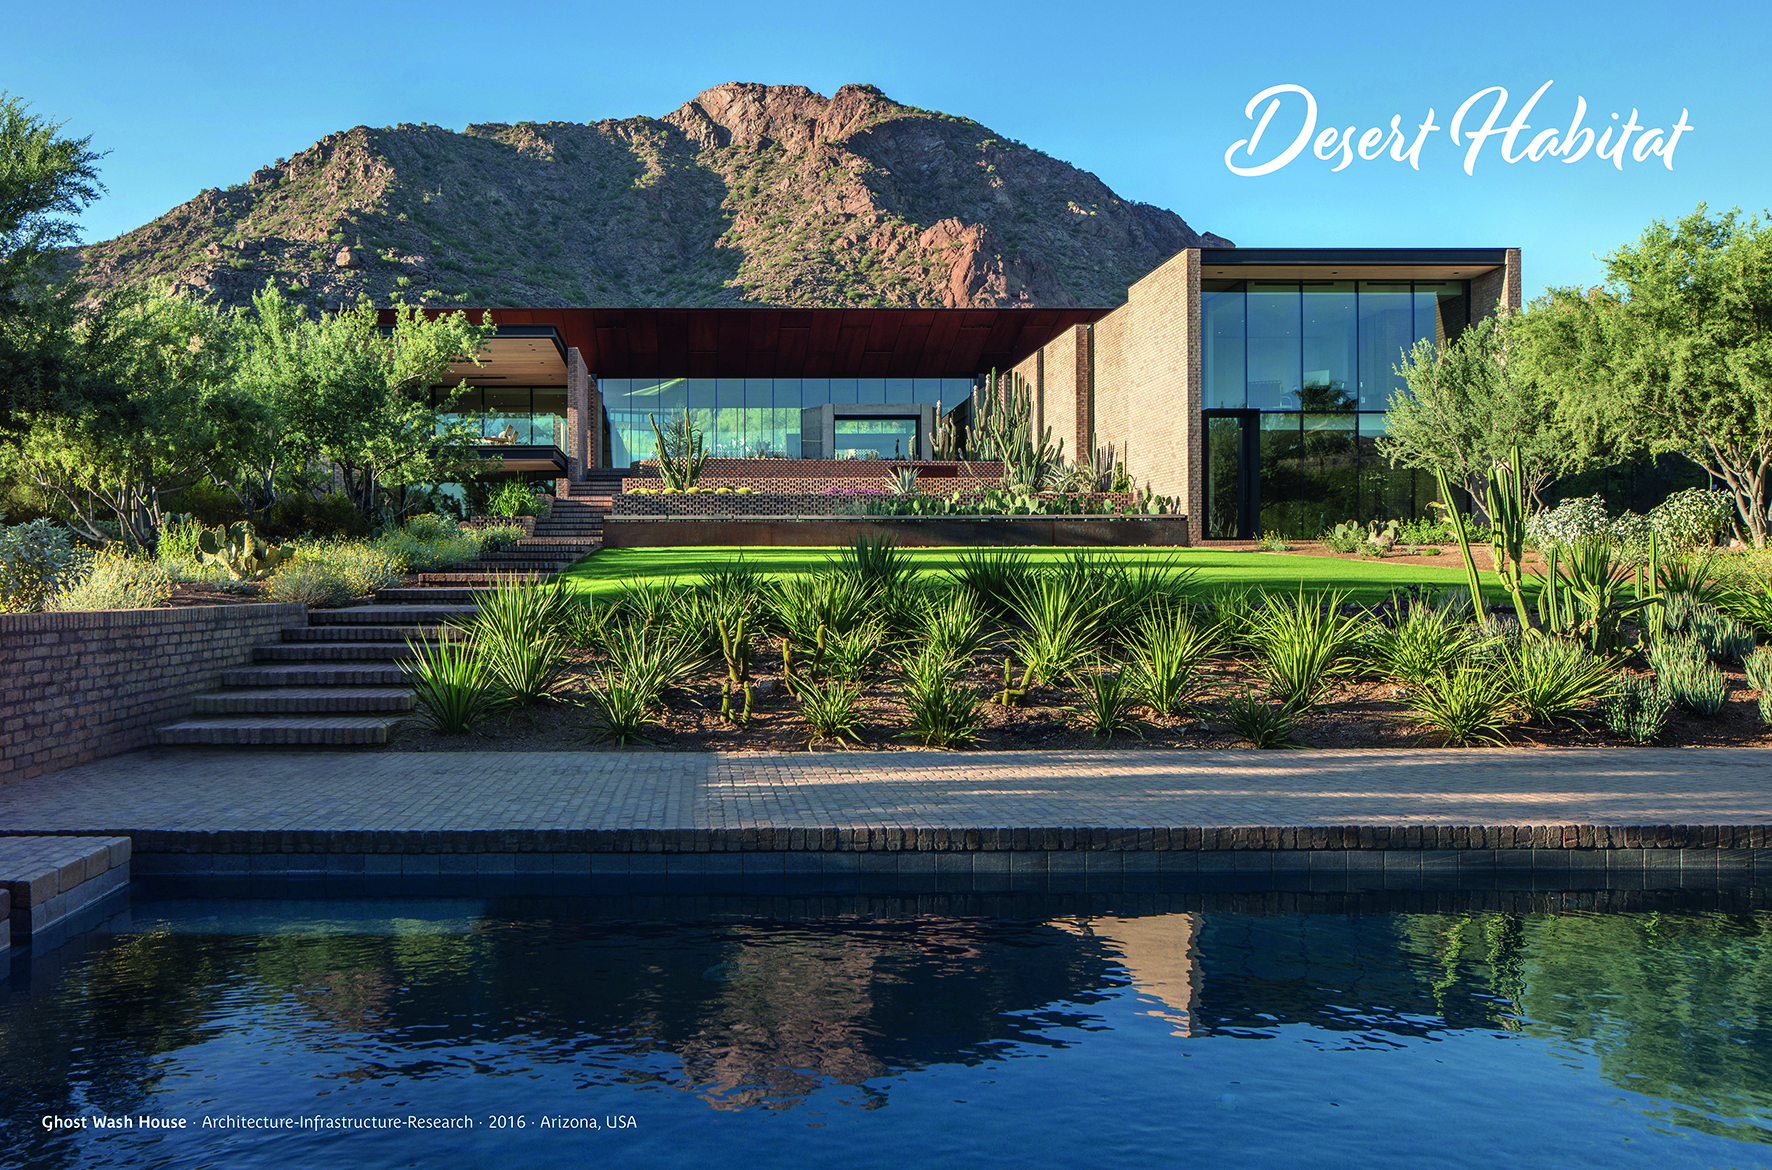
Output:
[{"xmin": 558, "ymin": 546, "xmax": 1500, "ymax": 603}]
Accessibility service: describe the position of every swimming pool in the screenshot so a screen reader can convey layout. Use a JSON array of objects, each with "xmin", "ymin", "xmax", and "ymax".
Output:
[{"xmin": 5, "ymin": 887, "xmax": 1769, "ymax": 1168}]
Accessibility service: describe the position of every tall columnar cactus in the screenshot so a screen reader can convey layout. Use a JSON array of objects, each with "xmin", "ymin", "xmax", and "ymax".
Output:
[
  {"xmin": 196, "ymin": 522, "xmax": 293, "ymax": 581},
  {"xmin": 716, "ymin": 606, "xmax": 753, "ymax": 726},
  {"xmin": 1485, "ymin": 443, "xmax": 1533, "ymax": 621},
  {"xmin": 649, "ymin": 408, "xmax": 708, "ymax": 490},
  {"xmin": 973, "ymin": 369, "xmax": 1061, "ymax": 492},
  {"xmin": 1431, "ymin": 466, "xmax": 1487, "ymax": 618}
]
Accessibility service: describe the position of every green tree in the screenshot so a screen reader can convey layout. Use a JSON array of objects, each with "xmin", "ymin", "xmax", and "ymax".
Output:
[
  {"xmin": 4, "ymin": 285, "xmax": 235, "ymax": 549},
  {"xmin": 1377, "ymin": 313, "xmax": 1577, "ymax": 520},
  {"xmin": 1517, "ymin": 205, "xmax": 1772, "ymax": 544},
  {"xmin": 228, "ymin": 287, "xmax": 496, "ymax": 519},
  {"xmin": 0, "ymin": 92, "xmax": 105, "ymax": 434}
]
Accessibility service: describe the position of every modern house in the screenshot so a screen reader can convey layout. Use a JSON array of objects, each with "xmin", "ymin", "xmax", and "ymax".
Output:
[{"xmin": 422, "ymin": 246, "xmax": 1521, "ymax": 541}]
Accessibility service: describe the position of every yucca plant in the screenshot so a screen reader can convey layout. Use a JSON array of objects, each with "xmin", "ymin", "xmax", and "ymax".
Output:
[
  {"xmin": 471, "ymin": 578, "xmax": 572, "ymax": 706},
  {"xmin": 828, "ymin": 619, "xmax": 888, "ymax": 682},
  {"xmin": 1370, "ymin": 602, "xmax": 1474, "ymax": 688},
  {"xmin": 837, "ymin": 534, "xmax": 914, "ymax": 596},
  {"xmin": 945, "ymin": 547, "xmax": 1034, "ymax": 619},
  {"xmin": 918, "ymin": 588, "xmax": 990, "ymax": 671},
  {"xmin": 1253, "ymin": 589, "xmax": 1368, "ymax": 707},
  {"xmin": 897, "ymin": 648, "xmax": 986, "ymax": 748},
  {"xmin": 602, "ymin": 620, "xmax": 703, "ymax": 710},
  {"xmin": 1097, "ymin": 557, "xmax": 1197, "ymax": 637},
  {"xmin": 1602, "ymin": 675, "xmax": 1672, "ymax": 743},
  {"xmin": 701, "ymin": 560, "xmax": 767, "ymax": 612},
  {"xmin": 1406, "ymin": 663, "xmax": 1514, "ymax": 746},
  {"xmin": 1074, "ymin": 664, "xmax": 1144, "ymax": 741},
  {"xmin": 1661, "ymin": 653, "xmax": 1729, "ymax": 716},
  {"xmin": 1206, "ymin": 587, "xmax": 1266, "ymax": 654},
  {"xmin": 557, "ymin": 595, "xmax": 614, "ymax": 650},
  {"xmin": 618, "ymin": 579, "xmax": 684, "ymax": 632},
  {"xmin": 1219, "ymin": 686, "xmax": 1301, "ymax": 748},
  {"xmin": 768, "ymin": 571, "xmax": 875, "ymax": 659},
  {"xmin": 1128, "ymin": 600, "xmax": 1216, "ymax": 715},
  {"xmin": 406, "ymin": 633, "xmax": 496, "ymax": 734},
  {"xmin": 797, "ymin": 678, "xmax": 866, "ymax": 745},
  {"xmin": 580, "ymin": 670, "xmax": 661, "ymax": 745},
  {"xmin": 1009, "ymin": 573, "xmax": 1106, "ymax": 689},
  {"xmin": 1498, "ymin": 635, "xmax": 1619, "ymax": 725},
  {"xmin": 1658, "ymin": 551, "xmax": 1726, "ymax": 607}
]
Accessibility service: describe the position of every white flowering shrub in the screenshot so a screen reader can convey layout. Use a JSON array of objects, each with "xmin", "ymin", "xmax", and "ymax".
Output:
[
  {"xmin": 1649, "ymin": 488, "xmax": 1733, "ymax": 548},
  {"xmin": 1525, "ymin": 495, "xmax": 1612, "ymax": 548}
]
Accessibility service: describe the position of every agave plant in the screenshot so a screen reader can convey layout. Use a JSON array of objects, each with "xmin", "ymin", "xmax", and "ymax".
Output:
[{"xmin": 405, "ymin": 632, "xmax": 496, "ymax": 734}]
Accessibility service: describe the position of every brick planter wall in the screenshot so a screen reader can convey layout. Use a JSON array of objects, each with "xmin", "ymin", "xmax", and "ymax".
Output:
[
  {"xmin": 611, "ymin": 491, "xmax": 1139, "ymax": 518},
  {"xmin": 0, "ymin": 603, "xmax": 308, "ymax": 783},
  {"xmin": 601, "ymin": 516, "xmax": 1192, "ymax": 548}
]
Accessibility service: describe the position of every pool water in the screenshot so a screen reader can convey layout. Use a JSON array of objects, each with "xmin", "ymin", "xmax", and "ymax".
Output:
[{"xmin": 4, "ymin": 889, "xmax": 1771, "ymax": 1169}]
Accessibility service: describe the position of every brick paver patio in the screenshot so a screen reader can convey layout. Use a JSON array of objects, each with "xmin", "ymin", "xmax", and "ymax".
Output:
[{"xmin": 0, "ymin": 747, "xmax": 1768, "ymax": 843}]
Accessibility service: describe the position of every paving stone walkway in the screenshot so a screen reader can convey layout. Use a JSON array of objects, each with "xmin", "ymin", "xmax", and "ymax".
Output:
[{"xmin": 0, "ymin": 747, "xmax": 1768, "ymax": 838}]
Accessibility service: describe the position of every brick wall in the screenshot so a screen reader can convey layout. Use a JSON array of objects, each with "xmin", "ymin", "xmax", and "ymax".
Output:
[
  {"xmin": 1090, "ymin": 249, "xmax": 1202, "ymax": 540},
  {"xmin": 0, "ymin": 603, "xmax": 307, "ymax": 783},
  {"xmin": 1470, "ymin": 248, "xmax": 1523, "ymax": 321}
]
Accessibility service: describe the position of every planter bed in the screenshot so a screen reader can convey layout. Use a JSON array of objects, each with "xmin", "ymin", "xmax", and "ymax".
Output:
[
  {"xmin": 600, "ymin": 516, "xmax": 1191, "ymax": 548},
  {"xmin": 379, "ymin": 641, "xmax": 1772, "ymax": 755}
]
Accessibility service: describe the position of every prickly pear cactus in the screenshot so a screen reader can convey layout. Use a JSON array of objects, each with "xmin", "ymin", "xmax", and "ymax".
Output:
[{"xmin": 196, "ymin": 522, "xmax": 293, "ymax": 581}]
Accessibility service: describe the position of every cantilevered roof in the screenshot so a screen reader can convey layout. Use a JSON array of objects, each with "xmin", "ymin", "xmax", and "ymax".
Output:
[
  {"xmin": 477, "ymin": 307, "xmax": 1110, "ymax": 380},
  {"xmin": 444, "ymin": 325, "xmax": 568, "ymax": 385},
  {"xmin": 1199, "ymin": 248, "xmax": 1510, "ymax": 282}
]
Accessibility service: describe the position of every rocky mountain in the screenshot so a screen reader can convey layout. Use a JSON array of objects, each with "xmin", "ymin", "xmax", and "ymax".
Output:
[{"xmin": 76, "ymin": 82, "xmax": 1230, "ymax": 312}]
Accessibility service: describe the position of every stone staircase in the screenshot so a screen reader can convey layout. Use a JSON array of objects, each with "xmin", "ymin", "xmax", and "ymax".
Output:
[
  {"xmin": 374, "ymin": 492, "xmax": 606, "ymax": 605},
  {"xmin": 156, "ymin": 605, "xmax": 475, "ymax": 746}
]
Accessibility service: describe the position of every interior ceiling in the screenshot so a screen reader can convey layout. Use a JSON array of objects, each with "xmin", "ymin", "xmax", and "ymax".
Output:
[{"xmin": 477, "ymin": 308, "xmax": 1111, "ymax": 381}]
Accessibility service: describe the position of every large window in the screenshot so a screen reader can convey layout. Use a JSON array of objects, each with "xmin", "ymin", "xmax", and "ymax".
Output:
[
  {"xmin": 599, "ymin": 376, "xmax": 977, "ymax": 467},
  {"xmin": 439, "ymin": 387, "xmax": 569, "ymax": 453}
]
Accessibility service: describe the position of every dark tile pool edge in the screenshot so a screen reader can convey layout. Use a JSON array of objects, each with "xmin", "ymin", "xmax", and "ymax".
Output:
[{"xmin": 8, "ymin": 824, "xmax": 1772, "ymax": 854}]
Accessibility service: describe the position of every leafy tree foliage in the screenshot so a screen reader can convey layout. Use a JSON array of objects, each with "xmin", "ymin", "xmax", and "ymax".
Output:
[
  {"xmin": 1516, "ymin": 204, "xmax": 1772, "ymax": 545},
  {"xmin": 226, "ymin": 286, "xmax": 497, "ymax": 519},
  {"xmin": 0, "ymin": 92, "xmax": 105, "ymax": 434},
  {"xmin": 1377, "ymin": 313, "xmax": 1580, "ymax": 519}
]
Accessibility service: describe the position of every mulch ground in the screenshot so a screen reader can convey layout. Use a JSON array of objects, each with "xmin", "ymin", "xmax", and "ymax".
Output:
[{"xmin": 379, "ymin": 643, "xmax": 1772, "ymax": 755}]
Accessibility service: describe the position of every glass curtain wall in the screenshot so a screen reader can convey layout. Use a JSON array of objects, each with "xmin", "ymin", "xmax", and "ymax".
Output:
[
  {"xmin": 438, "ymin": 388, "xmax": 570, "ymax": 453},
  {"xmin": 599, "ymin": 377, "xmax": 978, "ymax": 467},
  {"xmin": 1203, "ymin": 279, "xmax": 1468, "ymax": 533}
]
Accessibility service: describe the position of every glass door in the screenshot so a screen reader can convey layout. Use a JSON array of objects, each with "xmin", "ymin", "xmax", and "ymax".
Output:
[{"xmin": 1203, "ymin": 410, "xmax": 1261, "ymax": 540}]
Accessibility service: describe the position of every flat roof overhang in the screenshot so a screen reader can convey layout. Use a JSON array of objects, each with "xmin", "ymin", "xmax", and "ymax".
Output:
[
  {"xmin": 445, "ymin": 325, "xmax": 569, "ymax": 386},
  {"xmin": 1199, "ymin": 248, "xmax": 1510, "ymax": 281},
  {"xmin": 473, "ymin": 443, "xmax": 567, "ymax": 473}
]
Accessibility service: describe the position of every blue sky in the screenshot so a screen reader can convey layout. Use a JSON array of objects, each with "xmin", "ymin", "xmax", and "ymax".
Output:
[{"xmin": 6, "ymin": 0, "xmax": 1767, "ymax": 296}]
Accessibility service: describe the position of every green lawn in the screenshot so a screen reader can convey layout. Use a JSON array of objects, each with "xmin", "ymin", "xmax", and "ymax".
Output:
[{"xmin": 558, "ymin": 545, "xmax": 1499, "ymax": 603}]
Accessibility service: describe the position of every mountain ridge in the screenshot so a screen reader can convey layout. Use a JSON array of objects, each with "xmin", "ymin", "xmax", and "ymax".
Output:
[{"xmin": 75, "ymin": 82, "xmax": 1231, "ymax": 312}]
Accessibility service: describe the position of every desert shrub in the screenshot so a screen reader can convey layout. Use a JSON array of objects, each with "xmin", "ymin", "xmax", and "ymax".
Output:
[
  {"xmin": 1649, "ymin": 488, "xmax": 1733, "ymax": 549},
  {"xmin": 488, "ymin": 480, "xmax": 546, "ymax": 518},
  {"xmin": 1258, "ymin": 531, "xmax": 1293, "ymax": 552},
  {"xmin": 403, "ymin": 512, "xmax": 463, "ymax": 542},
  {"xmin": 1607, "ymin": 510, "xmax": 1655, "ymax": 550},
  {"xmin": 1497, "ymin": 635, "xmax": 1618, "ymax": 725},
  {"xmin": 377, "ymin": 524, "xmax": 480, "ymax": 572},
  {"xmin": 1405, "ymin": 663, "xmax": 1513, "ymax": 746},
  {"xmin": 51, "ymin": 550, "xmax": 172, "ymax": 611},
  {"xmin": 797, "ymin": 679, "xmax": 866, "ymax": 745},
  {"xmin": 157, "ymin": 517, "xmax": 205, "ymax": 565},
  {"xmin": 294, "ymin": 539, "xmax": 405, "ymax": 596},
  {"xmin": 475, "ymin": 524, "xmax": 526, "ymax": 554},
  {"xmin": 1220, "ymin": 686, "xmax": 1301, "ymax": 748},
  {"xmin": 269, "ymin": 493, "xmax": 372, "ymax": 539},
  {"xmin": 1525, "ymin": 495, "xmax": 1612, "ymax": 549},
  {"xmin": 1129, "ymin": 600, "xmax": 1216, "ymax": 715},
  {"xmin": 897, "ymin": 648, "xmax": 985, "ymax": 748},
  {"xmin": 265, "ymin": 561, "xmax": 354, "ymax": 607},
  {"xmin": 0, "ymin": 519, "xmax": 83, "ymax": 612},
  {"xmin": 1603, "ymin": 675, "xmax": 1672, "ymax": 742},
  {"xmin": 1075, "ymin": 663, "xmax": 1143, "ymax": 741},
  {"xmin": 1253, "ymin": 589, "xmax": 1368, "ymax": 706},
  {"xmin": 407, "ymin": 633, "xmax": 496, "ymax": 734}
]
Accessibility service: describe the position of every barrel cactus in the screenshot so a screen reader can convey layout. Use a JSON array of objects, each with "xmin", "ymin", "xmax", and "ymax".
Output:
[{"xmin": 196, "ymin": 522, "xmax": 293, "ymax": 581}]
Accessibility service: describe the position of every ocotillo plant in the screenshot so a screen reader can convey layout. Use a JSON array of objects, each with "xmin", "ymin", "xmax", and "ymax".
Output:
[{"xmin": 649, "ymin": 407, "xmax": 708, "ymax": 490}]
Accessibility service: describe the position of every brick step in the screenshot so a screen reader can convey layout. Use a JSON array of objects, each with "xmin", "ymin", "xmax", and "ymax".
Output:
[
  {"xmin": 443, "ymin": 560, "xmax": 574, "ymax": 573},
  {"xmin": 308, "ymin": 605, "xmax": 478, "ymax": 626},
  {"xmin": 155, "ymin": 716, "xmax": 395, "ymax": 746},
  {"xmin": 374, "ymin": 587, "xmax": 489, "ymax": 604},
  {"xmin": 283, "ymin": 625, "xmax": 461, "ymax": 643},
  {"xmin": 222, "ymin": 662, "xmax": 412, "ymax": 686},
  {"xmin": 192, "ymin": 687, "xmax": 417, "ymax": 715},
  {"xmin": 476, "ymin": 548, "xmax": 584, "ymax": 561},
  {"xmin": 255, "ymin": 642, "xmax": 417, "ymax": 662},
  {"xmin": 415, "ymin": 572, "xmax": 553, "ymax": 586}
]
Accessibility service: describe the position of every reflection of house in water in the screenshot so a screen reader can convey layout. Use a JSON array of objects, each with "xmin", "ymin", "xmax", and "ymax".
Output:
[{"xmin": 1058, "ymin": 915, "xmax": 1201, "ymax": 1037}]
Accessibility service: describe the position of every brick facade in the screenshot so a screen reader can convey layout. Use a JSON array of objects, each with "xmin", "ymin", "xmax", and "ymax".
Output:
[
  {"xmin": 1090, "ymin": 249, "xmax": 1202, "ymax": 541},
  {"xmin": 0, "ymin": 604, "xmax": 308, "ymax": 783},
  {"xmin": 1470, "ymin": 248, "xmax": 1523, "ymax": 321}
]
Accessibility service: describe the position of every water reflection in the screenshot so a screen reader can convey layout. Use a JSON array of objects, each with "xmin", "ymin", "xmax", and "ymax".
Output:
[{"xmin": 3, "ymin": 894, "xmax": 1770, "ymax": 1167}]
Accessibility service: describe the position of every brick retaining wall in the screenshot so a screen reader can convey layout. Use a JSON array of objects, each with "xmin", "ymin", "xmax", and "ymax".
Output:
[{"xmin": 0, "ymin": 604, "xmax": 308, "ymax": 783}]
